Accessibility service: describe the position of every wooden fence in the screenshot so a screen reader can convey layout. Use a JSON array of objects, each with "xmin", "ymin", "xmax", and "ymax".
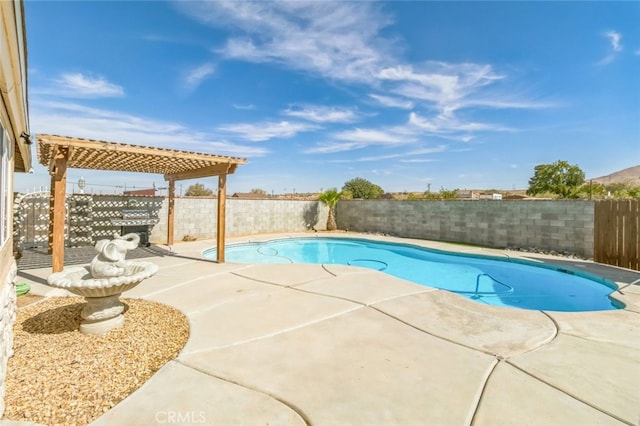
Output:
[{"xmin": 594, "ymin": 200, "xmax": 639, "ymax": 271}]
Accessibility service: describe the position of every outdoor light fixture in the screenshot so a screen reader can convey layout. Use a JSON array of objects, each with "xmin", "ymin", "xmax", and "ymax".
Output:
[
  {"xmin": 20, "ymin": 132, "xmax": 32, "ymax": 145},
  {"xmin": 78, "ymin": 176, "xmax": 86, "ymax": 193}
]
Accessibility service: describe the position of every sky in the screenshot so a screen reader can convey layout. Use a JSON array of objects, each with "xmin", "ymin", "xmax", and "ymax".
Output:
[{"xmin": 15, "ymin": 0, "xmax": 640, "ymax": 196}]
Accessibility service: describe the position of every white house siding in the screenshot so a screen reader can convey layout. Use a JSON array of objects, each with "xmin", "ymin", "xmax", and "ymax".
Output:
[{"xmin": 0, "ymin": 0, "xmax": 31, "ymax": 417}]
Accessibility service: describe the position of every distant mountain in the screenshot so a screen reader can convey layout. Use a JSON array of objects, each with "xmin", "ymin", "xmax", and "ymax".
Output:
[{"xmin": 589, "ymin": 165, "xmax": 640, "ymax": 186}]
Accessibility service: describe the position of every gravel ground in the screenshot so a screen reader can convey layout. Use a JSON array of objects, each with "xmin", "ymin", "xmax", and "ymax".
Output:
[
  {"xmin": 3, "ymin": 297, "xmax": 189, "ymax": 426},
  {"xmin": 505, "ymin": 246, "xmax": 589, "ymax": 260}
]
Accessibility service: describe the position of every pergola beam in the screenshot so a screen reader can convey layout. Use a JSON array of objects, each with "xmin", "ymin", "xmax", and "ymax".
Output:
[{"xmin": 163, "ymin": 163, "xmax": 234, "ymax": 182}]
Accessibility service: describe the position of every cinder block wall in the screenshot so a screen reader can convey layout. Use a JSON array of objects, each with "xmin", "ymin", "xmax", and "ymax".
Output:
[
  {"xmin": 147, "ymin": 198, "xmax": 594, "ymax": 257},
  {"xmin": 149, "ymin": 198, "xmax": 328, "ymax": 243},
  {"xmin": 336, "ymin": 200, "xmax": 595, "ymax": 257}
]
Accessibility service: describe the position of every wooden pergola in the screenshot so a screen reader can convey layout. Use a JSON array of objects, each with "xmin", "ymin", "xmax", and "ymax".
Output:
[{"xmin": 36, "ymin": 134, "xmax": 247, "ymax": 272}]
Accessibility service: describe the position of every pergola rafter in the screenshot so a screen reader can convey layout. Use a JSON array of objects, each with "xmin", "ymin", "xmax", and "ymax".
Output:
[{"xmin": 36, "ymin": 134, "xmax": 248, "ymax": 272}]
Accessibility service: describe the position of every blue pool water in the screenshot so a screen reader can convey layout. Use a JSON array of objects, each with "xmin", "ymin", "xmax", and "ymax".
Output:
[{"xmin": 203, "ymin": 237, "xmax": 622, "ymax": 312}]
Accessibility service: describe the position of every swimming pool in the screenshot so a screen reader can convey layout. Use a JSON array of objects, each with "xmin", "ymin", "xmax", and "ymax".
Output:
[{"xmin": 203, "ymin": 237, "xmax": 622, "ymax": 312}]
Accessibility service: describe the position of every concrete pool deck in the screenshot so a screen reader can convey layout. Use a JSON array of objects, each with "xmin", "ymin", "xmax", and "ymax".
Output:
[{"xmin": 14, "ymin": 233, "xmax": 640, "ymax": 425}]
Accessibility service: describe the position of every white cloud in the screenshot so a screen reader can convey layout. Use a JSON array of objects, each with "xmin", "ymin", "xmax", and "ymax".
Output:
[
  {"xmin": 223, "ymin": 38, "xmax": 267, "ymax": 62},
  {"xmin": 407, "ymin": 112, "xmax": 441, "ymax": 133},
  {"xmin": 408, "ymin": 146, "xmax": 448, "ymax": 155},
  {"xmin": 379, "ymin": 65, "xmax": 461, "ymax": 88},
  {"xmin": 183, "ymin": 63, "xmax": 216, "ymax": 91},
  {"xmin": 176, "ymin": 1, "xmax": 394, "ymax": 84},
  {"xmin": 408, "ymin": 111, "xmax": 512, "ymax": 135},
  {"xmin": 383, "ymin": 63, "xmax": 504, "ymax": 110},
  {"xmin": 353, "ymin": 145, "xmax": 445, "ymax": 162},
  {"xmin": 462, "ymin": 98, "xmax": 556, "ymax": 109},
  {"xmin": 34, "ymin": 73, "xmax": 124, "ymax": 98},
  {"xmin": 219, "ymin": 120, "xmax": 319, "ymax": 141},
  {"xmin": 333, "ymin": 128, "xmax": 408, "ymax": 145},
  {"xmin": 369, "ymin": 94, "xmax": 414, "ymax": 109},
  {"xmin": 598, "ymin": 31, "xmax": 623, "ymax": 65},
  {"xmin": 355, "ymin": 153, "xmax": 406, "ymax": 162},
  {"xmin": 399, "ymin": 158, "xmax": 437, "ymax": 163},
  {"xmin": 29, "ymin": 99, "xmax": 266, "ymax": 157},
  {"xmin": 304, "ymin": 142, "xmax": 363, "ymax": 154},
  {"xmin": 305, "ymin": 125, "xmax": 417, "ymax": 155},
  {"xmin": 283, "ymin": 105, "xmax": 358, "ymax": 123},
  {"xmin": 176, "ymin": 1, "xmax": 554, "ymax": 143},
  {"xmin": 305, "ymin": 107, "xmax": 511, "ymax": 157},
  {"xmin": 605, "ymin": 31, "xmax": 623, "ymax": 52}
]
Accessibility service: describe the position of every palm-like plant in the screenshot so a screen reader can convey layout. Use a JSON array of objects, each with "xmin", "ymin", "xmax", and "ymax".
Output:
[{"xmin": 318, "ymin": 188, "xmax": 342, "ymax": 231}]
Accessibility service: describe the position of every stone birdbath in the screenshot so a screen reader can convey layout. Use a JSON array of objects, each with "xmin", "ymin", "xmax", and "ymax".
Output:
[{"xmin": 47, "ymin": 233, "xmax": 158, "ymax": 334}]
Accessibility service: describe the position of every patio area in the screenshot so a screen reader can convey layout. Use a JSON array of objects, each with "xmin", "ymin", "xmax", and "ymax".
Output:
[{"xmin": 11, "ymin": 233, "xmax": 640, "ymax": 425}]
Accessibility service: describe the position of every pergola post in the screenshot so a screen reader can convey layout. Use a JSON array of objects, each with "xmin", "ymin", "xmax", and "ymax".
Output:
[
  {"xmin": 50, "ymin": 146, "xmax": 69, "ymax": 272},
  {"xmin": 167, "ymin": 179, "xmax": 175, "ymax": 246},
  {"xmin": 47, "ymin": 178, "xmax": 55, "ymax": 255},
  {"xmin": 217, "ymin": 174, "xmax": 227, "ymax": 263}
]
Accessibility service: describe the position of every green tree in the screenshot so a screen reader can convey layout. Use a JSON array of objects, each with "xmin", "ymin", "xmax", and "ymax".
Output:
[
  {"xmin": 318, "ymin": 188, "xmax": 342, "ymax": 231},
  {"xmin": 578, "ymin": 181, "xmax": 606, "ymax": 199},
  {"xmin": 527, "ymin": 160, "xmax": 585, "ymax": 198},
  {"xmin": 185, "ymin": 183, "xmax": 214, "ymax": 196},
  {"xmin": 250, "ymin": 188, "xmax": 267, "ymax": 195},
  {"xmin": 605, "ymin": 182, "xmax": 640, "ymax": 199},
  {"xmin": 423, "ymin": 191, "xmax": 440, "ymax": 200},
  {"xmin": 342, "ymin": 177, "xmax": 384, "ymax": 199},
  {"xmin": 578, "ymin": 181, "xmax": 640, "ymax": 200},
  {"xmin": 438, "ymin": 187, "xmax": 459, "ymax": 199}
]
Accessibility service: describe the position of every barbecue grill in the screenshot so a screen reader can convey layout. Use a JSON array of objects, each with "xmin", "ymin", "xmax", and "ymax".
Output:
[{"xmin": 109, "ymin": 209, "xmax": 159, "ymax": 247}]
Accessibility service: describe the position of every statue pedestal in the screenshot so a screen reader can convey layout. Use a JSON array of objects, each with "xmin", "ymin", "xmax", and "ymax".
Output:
[
  {"xmin": 47, "ymin": 234, "xmax": 157, "ymax": 335},
  {"xmin": 47, "ymin": 261, "xmax": 158, "ymax": 335},
  {"xmin": 80, "ymin": 294, "xmax": 125, "ymax": 335}
]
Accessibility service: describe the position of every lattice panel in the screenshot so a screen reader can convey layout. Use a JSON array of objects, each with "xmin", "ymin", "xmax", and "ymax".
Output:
[
  {"xmin": 68, "ymin": 194, "xmax": 93, "ymax": 247},
  {"xmin": 91, "ymin": 195, "xmax": 164, "ymax": 241},
  {"xmin": 91, "ymin": 196, "xmax": 130, "ymax": 240},
  {"xmin": 14, "ymin": 194, "xmax": 164, "ymax": 250},
  {"xmin": 13, "ymin": 192, "xmax": 56, "ymax": 251}
]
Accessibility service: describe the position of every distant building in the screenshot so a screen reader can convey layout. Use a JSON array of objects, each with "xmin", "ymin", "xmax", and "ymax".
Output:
[
  {"xmin": 478, "ymin": 193, "xmax": 502, "ymax": 200},
  {"xmin": 459, "ymin": 191, "xmax": 503, "ymax": 200},
  {"xmin": 458, "ymin": 191, "xmax": 480, "ymax": 200},
  {"xmin": 124, "ymin": 188, "xmax": 156, "ymax": 196}
]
